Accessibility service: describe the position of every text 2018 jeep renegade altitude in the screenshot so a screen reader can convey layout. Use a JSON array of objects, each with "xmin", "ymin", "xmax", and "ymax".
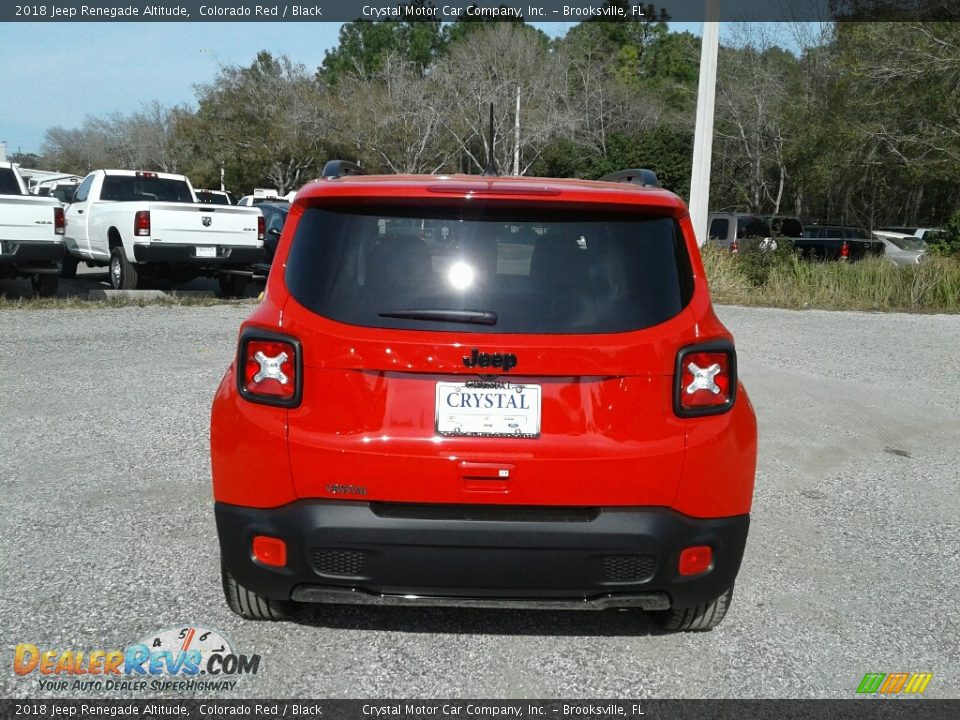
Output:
[{"xmin": 210, "ymin": 163, "xmax": 758, "ymax": 631}]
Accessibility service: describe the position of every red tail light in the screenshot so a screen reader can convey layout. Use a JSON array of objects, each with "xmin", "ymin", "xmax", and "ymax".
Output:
[
  {"xmin": 679, "ymin": 546, "xmax": 713, "ymax": 576},
  {"xmin": 54, "ymin": 207, "xmax": 65, "ymax": 235},
  {"xmin": 840, "ymin": 240, "xmax": 849, "ymax": 260},
  {"xmin": 237, "ymin": 330, "xmax": 302, "ymax": 407},
  {"xmin": 729, "ymin": 239, "xmax": 738, "ymax": 254},
  {"xmin": 134, "ymin": 210, "xmax": 151, "ymax": 237},
  {"xmin": 674, "ymin": 341, "xmax": 737, "ymax": 417},
  {"xmin": 257, "ymin": 215, "xmax": 265, "ymax": 242}
]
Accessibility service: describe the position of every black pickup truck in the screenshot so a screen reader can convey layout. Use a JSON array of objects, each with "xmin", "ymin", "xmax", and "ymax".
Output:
[{"xmin": 766, "ymin": 217, "xmax": 885, "ymax": 261}]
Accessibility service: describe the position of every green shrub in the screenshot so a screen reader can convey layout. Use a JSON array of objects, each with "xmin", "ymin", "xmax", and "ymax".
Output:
[{"xmin": 699, "ymin": 243, "xmax": 960, "ymax": 312}]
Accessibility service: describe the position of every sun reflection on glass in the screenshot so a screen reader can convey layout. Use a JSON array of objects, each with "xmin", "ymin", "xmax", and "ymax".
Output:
[{"xmin": 447, "ymin": 261, "xmax": 475, "ymax": 290}]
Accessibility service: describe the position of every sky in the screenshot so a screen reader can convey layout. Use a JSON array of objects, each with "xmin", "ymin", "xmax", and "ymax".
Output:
[{"xmin": 0, "ymin": 20, "xmax": 722, "ymax": 158}]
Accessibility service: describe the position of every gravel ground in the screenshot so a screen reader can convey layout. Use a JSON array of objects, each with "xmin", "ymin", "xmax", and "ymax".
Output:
[{"xmin": 0, "ymin": 304, "xmax": 957, "ymax": 699}]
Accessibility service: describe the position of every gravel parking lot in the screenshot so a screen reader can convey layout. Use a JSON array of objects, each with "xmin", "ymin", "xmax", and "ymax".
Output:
[{"xmin": 0, "ymin": 304, "xmax": 957, "ymax": 699}]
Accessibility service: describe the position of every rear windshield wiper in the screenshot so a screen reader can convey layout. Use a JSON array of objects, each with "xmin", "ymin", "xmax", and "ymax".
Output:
[{"xmin": 378, "ymin": 309, "xmax": 498, "ymax": 326}]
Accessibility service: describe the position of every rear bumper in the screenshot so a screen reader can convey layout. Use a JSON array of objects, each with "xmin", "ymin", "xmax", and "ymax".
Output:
[
  {"xmin": 132, "ymin": 243, "xmax": 264, "ymax": 267},
  {"xmin": 216, "ymin": 500, "xmax": 749, "ymax": 610},
  {"xmin": 0, "ymin": 239, "xmax": 65, "ymax": 272}
]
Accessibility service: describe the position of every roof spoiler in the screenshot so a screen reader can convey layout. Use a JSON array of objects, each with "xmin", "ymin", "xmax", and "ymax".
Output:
[
  {"xmin": 598, "ymin": 168, "xmax": 660, "ymax": 188},
  {"xmin": 320, "ymin": 160, "xmax": 367, "ymax": 180}
]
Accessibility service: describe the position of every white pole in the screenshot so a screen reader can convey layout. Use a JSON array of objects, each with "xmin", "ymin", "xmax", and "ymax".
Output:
[
  {"xmin": 220, "ymin": 165, "xmax": 225, "ymax": 192},
  {"xmin": 513, "ymin": 84, "xmax": 521, "ymax": 176},
  {"xmin": 689, "ymin": 0, "xmax": 720, "ymax": 247}
]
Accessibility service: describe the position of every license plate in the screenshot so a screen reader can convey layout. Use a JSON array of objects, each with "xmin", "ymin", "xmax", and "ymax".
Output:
[
  {"xmin": 435, "ymin": 381, "xmax": 541, "ymax": 438},
  {"xmin": 196, "ymin": 246, "xmax": 217, "ymax": 258}
]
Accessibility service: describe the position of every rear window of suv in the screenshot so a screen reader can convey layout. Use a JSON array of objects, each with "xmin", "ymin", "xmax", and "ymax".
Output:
[{"xmin": 285, "ymin": 204, "xmax": 693, "ymax": 334}]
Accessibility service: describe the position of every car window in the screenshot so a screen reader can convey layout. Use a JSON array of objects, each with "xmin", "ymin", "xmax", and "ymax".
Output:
[
  {"xmin": 196, "ymin": 190, "xmax": 231, "ymax": 205},
  {"xmin": 286, "ymin": 205, "xmax": 694, "ymax": 335},
  {"xmin": 737, "ymin": 216, "xmax": 771, "ymax": 239},
  {"xmin": 72, "ymin": 175, "xmax": 95, "ymax": 203},
  {"xmin": 708, "ymin": 218, "xmax": 729, "ymax": 241},
  {"xmin": 101, "ymin": 175, "xmax": 194, "ymax": 203},
  {"xmin": 0, "ymin": 168, "xmax": 24, "ymax": 195},
  {"xmin": 771, "ymin": 218, "xmax": 803, "ymax": 237}
]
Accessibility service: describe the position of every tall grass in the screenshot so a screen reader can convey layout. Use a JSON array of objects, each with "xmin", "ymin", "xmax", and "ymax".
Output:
[{"xmin": 700, "ymin": 245, "xmax": 960, "ymax": 312}]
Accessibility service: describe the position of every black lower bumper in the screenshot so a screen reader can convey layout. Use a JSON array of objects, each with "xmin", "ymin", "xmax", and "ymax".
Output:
[
  {"xmin": 132, "ymin": 243, "xmax": 264, "ymax": 266},
  {"xmin": 0, "ymin": 239, "xmax": 65, "ymax": 272},
  {"xmin": 216, "ymin": 501, "xmax": 749, "ymax": 610}
]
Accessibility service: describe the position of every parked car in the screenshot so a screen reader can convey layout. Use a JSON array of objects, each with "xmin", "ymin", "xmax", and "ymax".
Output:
[
  {"xmin": 195, "ymin": 189, "xmax": 235, "ymax": 205},
  {"xmin": 800, "ymin": 224, "xmax": 885, "ymax": 261},
  {"xmin": 878, "ymin": 226, "xmax": 943, "ymax": 240},
  {"xmin": 0, "ymin": 162, "xmax": 65, "ymax": 296},
  {"xmin": 252, "ymin": 201, "xmax": 290, "ymax": 277},
  {"xmin": 706, "ymin": 212, "xmax": 772, "ymax": 251},
  {"xmin": 62, "ymin": 170, "xmax": 265, "ymax": 296},
  {"xmin": 211, "ymin": 161, "xmax": 758, "ymax": 631},
  {"xmin": 238, "ymin": 188, "xmax": 281, "ymax": 206},
  {"xmin": 873, "ymin": 230, "xmax": 926, "ymax": 266}
]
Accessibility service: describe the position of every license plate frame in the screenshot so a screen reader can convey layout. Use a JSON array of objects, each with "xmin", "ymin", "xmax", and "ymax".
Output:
[
  {"xmin": 195, "ymin": 245, "xmax": 217, "ymax": 258},
  {"xmin": 435, "ymin": 381, "xmax": 541, "ymax": 439}
]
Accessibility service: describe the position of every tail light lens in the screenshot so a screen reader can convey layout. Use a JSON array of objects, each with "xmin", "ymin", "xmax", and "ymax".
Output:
[
  {"xmin": 257, "ymin": 215, "xmax": 265, "ymax": 242},
  {"xmin": 729, "ymin": 239, "xmax": 738, "ymax": 254},
  {"xmin": 237, "ymin": 329, "xmax": 302, "ymax": 407},
  {"xmin": 134, "ymin": 210, "xmax": 151, "ymax": 237},
  {"xmin": 54, "ymin": 207, "xmax": 65, "ymax": 235},
  {"xmin": 678, "ymin": 546, "xmax": 713, "ymax": 576},
  {"xmin": 674, "ymin": 341, "xmax": 737, "ymax": 417},
  {"xmin": 840, "ymin": 240, "xmax": 849, "ymax": 260}
]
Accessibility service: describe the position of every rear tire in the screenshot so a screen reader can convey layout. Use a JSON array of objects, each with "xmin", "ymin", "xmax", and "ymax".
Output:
[
  {"xmin": 109, "ymin": 247, "xmax": 138, "ymax": 290},
  {"xmin": 218, "ymin": 274, "xmax": 248, "ymax": 298},
  {"xmin": 31, "ymin": 274, "xmax": 59, "ymax": 298},
  {"xmin": 60, "ymin": 254, "xmax": 79, "ymax": 279},
  {"xmin": 653, "ymin": 586, "xmax": 734, "ymax": 632},
  {"xmin": 221, "ymin": 561, "xmax": 292, "ymax": 621}
]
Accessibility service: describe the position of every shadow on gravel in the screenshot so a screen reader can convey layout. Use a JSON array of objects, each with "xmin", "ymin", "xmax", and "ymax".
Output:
[
  {"xmin": 291, "ymin": 603, "xmax": 668, "ymax": 637},
  {"xmin": 0, "ymin": 267, "xmax": 264, "ymax": 301}
]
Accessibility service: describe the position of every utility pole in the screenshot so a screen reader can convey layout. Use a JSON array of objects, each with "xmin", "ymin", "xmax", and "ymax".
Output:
[
  {"xmin": 689, "ymin": 0, "xmax": 720, "ymax": 247},
  {"xmin": 513, "ymin": 85, "xmax": 521, "ymax": 176}
]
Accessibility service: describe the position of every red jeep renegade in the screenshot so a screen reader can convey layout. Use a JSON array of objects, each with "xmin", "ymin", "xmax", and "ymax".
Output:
[{"xmin": 211, "ymin": 163, "xmax": 757, "ymax": 631}]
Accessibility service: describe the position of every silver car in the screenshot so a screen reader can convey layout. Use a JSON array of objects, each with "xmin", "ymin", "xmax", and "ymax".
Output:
[{"xmin": 872, "ymin": 230, "xmax": 926, "ymax": 266}]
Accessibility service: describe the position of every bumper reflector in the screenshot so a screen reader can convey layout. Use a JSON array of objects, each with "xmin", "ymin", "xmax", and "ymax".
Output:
[
  {"xmin": 678, "ymin": 545, "xmax": 713, "ymax": 576},
  {"xmin": 252, "ymin": 535, "xmax": 287, "ymax": 568}
]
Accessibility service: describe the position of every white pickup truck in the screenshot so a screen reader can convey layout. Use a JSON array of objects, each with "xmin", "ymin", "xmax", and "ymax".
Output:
[
  {"xmin": 63, "ymin": 170, "xmax": 265, "ymax": 295},
  {"xmin": 0, "ymin": 162, "xmax": 65, "ymax": 297}
]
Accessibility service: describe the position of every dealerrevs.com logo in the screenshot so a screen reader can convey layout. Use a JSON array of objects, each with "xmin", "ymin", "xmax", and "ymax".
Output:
[{"xmin": 14, "ymin": 626, "xmax": 260, "ymax": 692}]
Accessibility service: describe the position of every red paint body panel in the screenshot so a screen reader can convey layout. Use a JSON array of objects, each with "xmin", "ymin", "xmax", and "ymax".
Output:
[{"xmin": 211, "ymin": 175, "xmax": 757, "ymax": 519}]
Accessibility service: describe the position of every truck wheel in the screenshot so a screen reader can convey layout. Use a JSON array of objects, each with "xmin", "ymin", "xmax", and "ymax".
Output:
[
  {"xmin": 60, "ymin": 254, "xmax": 79, "ymax": 279},
  {"xmin": 221, "ymin": 561, "xmax": 291, "ymax": 621},
  {"xmin": 109, "ymin": 247, "xmax": 138, "ymax": 290},
  {"xmin": 31, "ymin": 274, "xmax": 59, "ymax": 298},
  {"xmin": 218, "ymin": 274, "xmax": 248, "ymax": 298},
  {"xmin": 653, "ymin": 586, "xmax": 734, "ymax": 632}
]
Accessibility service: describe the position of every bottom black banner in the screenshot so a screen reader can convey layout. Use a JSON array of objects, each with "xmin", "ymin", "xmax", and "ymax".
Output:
[{"xmin": 0, "ymin": 700, "xmax": 956, "ymax": 720}]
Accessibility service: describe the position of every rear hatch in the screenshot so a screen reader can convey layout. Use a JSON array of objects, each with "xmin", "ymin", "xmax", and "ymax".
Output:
[{"xmin": 280, "ymin": 200, "xmax": 698, "ymax": 507}]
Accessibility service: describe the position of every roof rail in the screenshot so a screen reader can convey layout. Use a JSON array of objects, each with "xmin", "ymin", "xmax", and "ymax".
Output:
[
  {"xmin": 598, "ymin": 168, "xmax": 660, "ymax": 188},
  {"xmin": 320, "ymin": 160, "xmax": 367, "ymax": 180}
]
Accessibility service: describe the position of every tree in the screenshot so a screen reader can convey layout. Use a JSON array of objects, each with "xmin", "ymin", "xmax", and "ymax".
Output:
[
  {"xmin": 318, "ymin": 12, "xmax": 444, "ymax": 84},
  {"xmin": 431, "ymin": 24, "xmax": 573, "ymax": 175},
  {"xmin": 191, "ymin": 51, "xmax": 327, "ymax": 194},
  {"xmin": 329, "ymin": 53, "xmax": 454, "ymax": 173}
]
